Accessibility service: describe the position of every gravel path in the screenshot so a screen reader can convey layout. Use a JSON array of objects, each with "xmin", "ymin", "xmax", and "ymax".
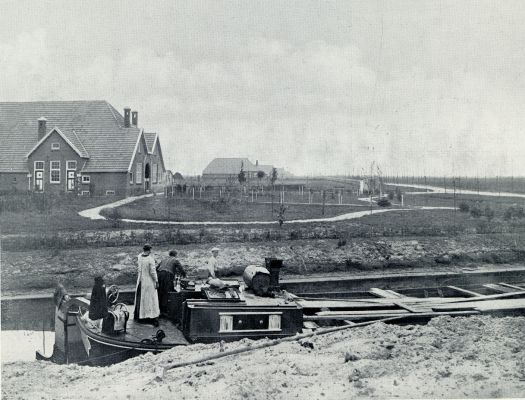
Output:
[{"xmin": 386, "ymin": 182, "xmax": 525, "ymax": 199}]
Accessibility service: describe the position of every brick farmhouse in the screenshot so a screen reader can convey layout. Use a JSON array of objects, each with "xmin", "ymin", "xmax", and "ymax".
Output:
[{"xmin": 0, "ymin": 101, "xmax": 167, "ymax": 196}]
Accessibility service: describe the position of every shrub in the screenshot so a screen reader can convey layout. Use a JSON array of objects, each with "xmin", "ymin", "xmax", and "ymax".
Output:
[
  {"xmin": 289, "ymin": 230, "xmax": 300, "ymax": 240},
  {"xmin": 458, "ymin": 202, "xmax": 470, "ymax": 213},
  {"xmin": 104, "ymin": 207, "xmax": 122, "ymax": 227},
  {"xmin": 387, "ymin": 191, "xmax": 394, "ymax": 200},
  {"xmin": 470, "ymin": 205, "xmax": 482, "ymax": 218},
  {"xmin": 504, "ymin": 206, "xmax": 524, "ymax": 220},
  {"xmin": 484, "ymin": 206, "xmax": 495, "ymax": 221},
  {"xmin": 337, "ymin": 237, "xmax": 347, "ymax": 247},
  {"xmin": 377, "ymin": 198, "xmax": 391, "ymax": 207}
]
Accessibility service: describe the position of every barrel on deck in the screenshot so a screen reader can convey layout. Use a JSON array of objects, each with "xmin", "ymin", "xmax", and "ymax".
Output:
[{"xmin": 243, "ymin": 266, "xmax": 271, "ymax": 295}]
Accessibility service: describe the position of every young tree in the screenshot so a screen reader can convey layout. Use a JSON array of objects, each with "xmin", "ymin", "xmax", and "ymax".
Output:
[
  {"xmin": 238, "ymin": 163, "xmax": 247, "ymax": 186},
  {"xmin": 270, "ymin": 168, "xmax": 278, "ymax": 212},
  {"xmin": 277, "ymin": 204, "xmax": 286, "ymax": 227},
  {"xmin": 257, "ymin": 170, "xmax": 266, "ymax": 188}
]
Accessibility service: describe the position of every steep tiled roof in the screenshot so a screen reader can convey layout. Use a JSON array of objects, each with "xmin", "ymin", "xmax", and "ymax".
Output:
[
  {"xmin": 202, "ymin": 158, "xmax": 257, "ymax": 175},
  {"xmin": 0, "ymin": 101, "xmax": 141, "ymax": 173},
  {"xmin": 256, "ymin": 164, "xmax": 274, "ymax": 175},
  {"xmin": 143, "ymin": 132, "xmax": 157, "ymax": 153}
]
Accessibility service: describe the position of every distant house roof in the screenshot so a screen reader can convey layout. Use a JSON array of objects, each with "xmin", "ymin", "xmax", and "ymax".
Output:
[
  {"xmin": 256, "ymin": 164, "xmax": 274, "ymax": 175},
  {"xmin": 0, "ymin": 101, "xmax": 148, "ymax": 173},
  {"xmin": 202, "ymin": 158, "xmax": 257, "ymax": 175}
]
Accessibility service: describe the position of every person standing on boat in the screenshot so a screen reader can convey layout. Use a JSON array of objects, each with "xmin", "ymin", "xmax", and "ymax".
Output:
[
  {"xmin": 134, "ymin": 244, "xmax": 160, "ymax": 327},
  {"xmin": 157, "ymin": 249, "xmax": 186, "ymax": 316},
  {"xmin": 207, "ymin": 247, "xmax": 221, "ymax": 280}
]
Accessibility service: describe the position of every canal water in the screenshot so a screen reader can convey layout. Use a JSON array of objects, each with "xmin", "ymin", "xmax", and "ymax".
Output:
[{"xmin": 1, "ymin": 330, "xmax": 55, "ymax": 363}]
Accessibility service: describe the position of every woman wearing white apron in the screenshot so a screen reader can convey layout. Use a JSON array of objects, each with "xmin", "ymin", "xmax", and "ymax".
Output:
[{"xmin": 133, "ymin": 244, "xmax": 160, "ymax": 326}]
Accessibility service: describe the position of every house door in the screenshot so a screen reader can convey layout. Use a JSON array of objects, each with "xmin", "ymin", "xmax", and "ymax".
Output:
[
  {"xmin": 144, "ymin": 163, "xmax": 151, "ymax": 191},
  {"xmin": 66, "ymin": 161, "xmax": 77, "ymax": 192},
  {"xmin": 67, "ymin": 171, "xmax": 76, "ymax": 191},
  {"xmin": 34, "ymin": 161, "xmax": 44, "ymax": 192}
]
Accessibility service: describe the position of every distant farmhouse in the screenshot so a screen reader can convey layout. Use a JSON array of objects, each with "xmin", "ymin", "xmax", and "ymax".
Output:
[
  {"xmin": 202, "ymin": 158, "xmax": 292, "ymax": 185},
  {"xmin": 0, "ymin": 101, "xmax": 167, "ymax": 196}
]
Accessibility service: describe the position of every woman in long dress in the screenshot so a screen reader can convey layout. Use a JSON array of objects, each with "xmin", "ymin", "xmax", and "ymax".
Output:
[{"xmin": 133, "ymin": 244, "xmax": 160, "ymax": 326}]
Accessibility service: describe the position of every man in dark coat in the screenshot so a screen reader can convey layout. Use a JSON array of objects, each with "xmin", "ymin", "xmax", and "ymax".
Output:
[
  {"xmin": 157, "ymin": 250, "xmax": 186, "ymax": 316},
  {"xmin": 88, "ymin": 276, "xmax": 108, "ymax": 321}
]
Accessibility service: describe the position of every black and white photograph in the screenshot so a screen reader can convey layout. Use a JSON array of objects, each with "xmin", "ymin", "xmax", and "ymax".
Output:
[{"xmin": 1, "ymin": 1, "xmax": 525, "ymax": 399}]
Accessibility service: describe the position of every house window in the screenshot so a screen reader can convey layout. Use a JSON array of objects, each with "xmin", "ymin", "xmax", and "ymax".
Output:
[
  {"xmin": 50, "ymin": 161, "xmax": 60, "ymax": 183},
  {"xmin": 12, "ymin": 176, "xmax": 17, "ymax": 183},
  {"xmin": 81, "ymin": 190, "xmax": 90, "ymax": 196},
  {"xmin": 67, "ymin": 161, "xmax": 77, "ymax": 170},
  {"xmin": 105, "ymin": 190, "xmax": 116, "ymax": 196},
  {"xmin": 153, "ymin": 163, "xmax": 158, "ymax": 184},
  {"xmin": 268, "ymin": 314, "xmax": 281, "ymax": 330},
  {"xmin": 82, "ymin": 175, "xmax": 91, "ymax": 184},
  {"xmin": 136, "ymin": 163, "xmax": 143, "ymax": 184},
  {"xmin": 138, "ymin": 145, "xmax": 141, "ymax": 154},
  {"xmin": 51, "ymin": 143, "xmax": 60, "ymax": 151},
  {"xmin": 129, "ymin": 172, "xmax": 134, "ymax": 184},
  {"xmin": 219, "ymin": 315, "xmax": 233, "ymax": 332}
]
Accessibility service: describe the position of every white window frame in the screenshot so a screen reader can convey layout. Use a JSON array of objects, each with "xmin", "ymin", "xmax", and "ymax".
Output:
[
  {"xmin": 81, "ymin": 190, "xmax": 90, "ymax": 196},
  {"xmin": 136, "ymin": 163, "xmax": 143, "ymax": 184},
  {"xmin": 81, "ymin": 175, "xmax": 91, "ymax": 184},
  {"xmin": 218, "ymin": 312, "xmax": 282, "ymax": 333},
  {"xmin": 51, "ymin": 143, "xmax": 60, "ymax": 151},
  {"xmin": 50, "ymin": 161, "xmax": 60, "ymax": 184},
  {"xmin": 66, "ymin": 161, "xmax": 77, "ymax": 192},
  {"xmin": 34, "ymin": 161, "xmax": 45, "ymax": 191},
  {"xmin": 105, "ymin": 190, "xmax": 116, "ymax": 196},
  {"xmin": 129, "ymin": 172, "xmax": 134, "ymax": 184}
]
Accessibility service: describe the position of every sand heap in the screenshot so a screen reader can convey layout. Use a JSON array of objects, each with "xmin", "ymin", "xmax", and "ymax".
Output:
[{"xmin": 2, "ymin": 315, "xmax": 525, "ymax": 399}]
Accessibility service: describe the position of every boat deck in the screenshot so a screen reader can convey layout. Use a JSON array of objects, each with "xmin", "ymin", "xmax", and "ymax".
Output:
[{"xmin": 80, "ymin": 304, "xmax": 189, "ymax": 348}]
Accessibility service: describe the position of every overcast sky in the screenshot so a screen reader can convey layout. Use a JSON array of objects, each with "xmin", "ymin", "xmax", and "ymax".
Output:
[{"xmin": 1, "ymin": 0, "xmax": 524, "ymax": 176}]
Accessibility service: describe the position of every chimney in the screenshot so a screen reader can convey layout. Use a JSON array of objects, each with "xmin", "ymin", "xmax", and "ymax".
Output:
[
  {"xmin": 38, "ymin": 117, "xmax": 47, "ymax": 141},
  {"xmin": 256, "ymin": 160, "xmax": 259, "ymax": 166},
  {"xmin": 131, "ymin": 111, "xmax": 138, "ymax": 127},
  {"xmin": 124, "ymin": 107, "xmax": 131, "ymax": 128},
  {"xmin": 265, "ymin": 258, "xmax": 283, "ymax": 290}
]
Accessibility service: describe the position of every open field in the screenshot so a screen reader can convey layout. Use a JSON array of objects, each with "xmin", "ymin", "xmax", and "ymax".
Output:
[
  {"xmin": 380, "ymin": 176, "xmax": 525, "ymax": 194},
  {"xmin": 3, "ymin": 316, "xmax": 524, "ymax": 399},
  {"xmin": 101, "ymin": 196, "xmax": 372, "ymax": 222}
]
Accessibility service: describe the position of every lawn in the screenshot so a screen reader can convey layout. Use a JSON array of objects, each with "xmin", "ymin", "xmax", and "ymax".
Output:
[
  {"xmin": 0, "ymin": 193, "xmax": 122, "ymax": 234},
  {"xmin": 102, "ymin": 196, "xmax": 375, "ymax": 222}
]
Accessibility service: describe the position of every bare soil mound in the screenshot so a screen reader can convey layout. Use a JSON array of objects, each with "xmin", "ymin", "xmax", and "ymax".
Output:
[{"xmin": 2, "ymin": 316, "xmax": 524, "ymax": 399}]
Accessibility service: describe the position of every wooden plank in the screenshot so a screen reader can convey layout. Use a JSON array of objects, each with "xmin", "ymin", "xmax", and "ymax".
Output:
[
  {"xmin": 449, "ymin": 290, "xmax": 525, "ymax": 303},
  {"xmin": 316, "ymin": 309, "xmax": 410, "ymax": 316},
  {"xmin": 369, "ymin": 288, "xmax": 405, "ymax": 299},
  {"xmin": 498, "ymin": 283, "xmax": 525, "ymax": 291},
  {"xmin": 483, "ymin": 284, "xmax": 516, "ymax": 294},
  {"xmin": 393, "ymin": 301, "xmax": 420, "ymax": 313},
  {"xmin": 343, "ymin": 320, "xmax": 356, "ymax": 326},
  {"xmin": 446, "ymin": 285, "xmax": 483, "ymax": 297},
  {"xmin": 304, "ymin": 310, "xmax": 481, "ymax": 321},
  {"xmin": 385, "ymin": 290, "xmax": 406, "ymax": 298}
]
